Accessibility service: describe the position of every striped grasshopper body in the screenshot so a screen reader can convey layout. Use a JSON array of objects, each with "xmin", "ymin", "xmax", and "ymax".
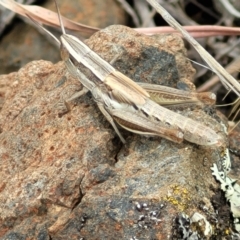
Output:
[{"xmin": 38, "ymin": 1, "xmax": 224, "ymax": 146}]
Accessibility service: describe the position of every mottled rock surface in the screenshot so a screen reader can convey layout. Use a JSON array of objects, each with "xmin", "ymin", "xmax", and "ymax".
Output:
[{"xmin": 0, "ymin": 25, "xmax": 231, "ymax": 239}]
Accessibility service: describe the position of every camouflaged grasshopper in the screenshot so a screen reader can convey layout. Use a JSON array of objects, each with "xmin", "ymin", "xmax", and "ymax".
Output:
[{"xmin": 31, "ymin": 0, "xmax": 224, "ymax": 146}]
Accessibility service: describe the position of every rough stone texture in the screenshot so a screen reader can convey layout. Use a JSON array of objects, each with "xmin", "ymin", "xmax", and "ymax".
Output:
[
  {"xmin": 229, "ymin": 124, "xmax": 240, "ymax": 180},
  {"xmin": 0, "ymin": 25, "xmax": 231, "ymax": 239},
  {"xmin": 0, "ymin": 0, "xmax": 127, "ymax": 74}
]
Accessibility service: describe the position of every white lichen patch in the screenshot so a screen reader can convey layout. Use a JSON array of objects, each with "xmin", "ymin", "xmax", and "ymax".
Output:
[
  {"xmin": 173, "ymin": 212, "xmax": 212, "ymax": 238},
  {"xmin": 221, "ymin": 147, "xmax": 231, "ymax": 173},
  {"xmin": 191, "ymin": 212, "xmax": 212, "ymax": 236},
  {"xmin": 211, "ymin": 162, "xmax": 240, "ymax": 232}
]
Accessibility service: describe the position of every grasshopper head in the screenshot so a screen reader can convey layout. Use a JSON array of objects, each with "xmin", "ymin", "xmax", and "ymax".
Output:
[{"xmin": 60, "ymin": 42, "xmax": 70, "ymax": 62}]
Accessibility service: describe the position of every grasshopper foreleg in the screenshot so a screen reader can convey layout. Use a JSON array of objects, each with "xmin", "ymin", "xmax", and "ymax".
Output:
[{"xmin": 66, "ymin": 87, "xmax": 89, "ymax": 103}]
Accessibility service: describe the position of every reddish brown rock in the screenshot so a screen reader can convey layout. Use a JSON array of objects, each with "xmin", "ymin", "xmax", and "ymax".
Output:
[{"xmin": 0, "ymin": 25, "xmax": 229, "ymax": 239}]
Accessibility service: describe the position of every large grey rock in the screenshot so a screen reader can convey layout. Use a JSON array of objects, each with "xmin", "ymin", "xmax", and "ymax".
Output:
[{"xmin": 0, "ymin": 25, "xmax": 229, "ymax": 239}]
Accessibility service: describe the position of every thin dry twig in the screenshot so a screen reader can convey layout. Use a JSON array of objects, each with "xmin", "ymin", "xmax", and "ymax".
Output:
[
  {"xmin": 0, "ymin": 0, "xmax": 99, "ymax": 36},
  {"xmin": 115, "ymin": 0, "xmax": 140, "ymax": 27},
  {"xmin": 0, "ymin": 0, "xmax": 34, "ymax": 34},
  {"xmin": 133, "ymin": 0, "xmax": 156, "ymax": 27},
  {"xmin": 197, "ymin": 57, "xmax": 240, "ymax": 93},
  {"xmin": 219, "ymin": 0, "xmax": 240, "ymax": 18},
  {"xmin": 135, "ymin": 25, "xmax": 240, "ymax": 37},
  {"xmin": 1, "ymin": 0, "xmax": 240, "ymax": 39},
  {"xmin": 159, "ymin": 0, "xmax": 197, "ymax": 25},
  {"xmin": 229, "ymin": 99, "xmax": 240, "ymax": 120},
  {"xmin": 146, "ymin": 0, "xmax": 240, "ymax": 97},
  {"xmin": 186, "ymin": 0, "xmax": 220, "ymax": 20}
]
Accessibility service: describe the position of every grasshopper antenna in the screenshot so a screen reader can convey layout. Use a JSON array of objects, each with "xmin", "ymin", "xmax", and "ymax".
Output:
[
  {"xmin": 26, "ymin": 14, "xmax": 60, "ymax": 47},
  {"xmin": 52, "ymin": 0, "xmax": 73, "ymax": 73},
  {"xmin": 54, "ymin": 0, "xmax": 66, "ymax": 35}
]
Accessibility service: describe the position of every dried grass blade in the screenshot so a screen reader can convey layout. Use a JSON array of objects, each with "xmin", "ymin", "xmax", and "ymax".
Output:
[
  {"xmin": 136, "ymin": 26, "xmax": 240, "ymax": 37},
  {"xmin": 146, "ymin": 0, "xmax": 240, "ymax": 97},
  {"xmin": 0, "ymin": 0, "xmax": 99, "ymax": 35}
]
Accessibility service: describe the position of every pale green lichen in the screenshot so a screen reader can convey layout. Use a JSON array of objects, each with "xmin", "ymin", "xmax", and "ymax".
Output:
[{"xmin": 211, "ymin": 146, "xmax": 240, "ymax": 233}]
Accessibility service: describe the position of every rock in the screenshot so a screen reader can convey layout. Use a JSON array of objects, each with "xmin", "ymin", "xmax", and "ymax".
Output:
[
  {"xmin": 0, "ymin": 25, "xmax": 228, "ymax": 239},
  {"xmin": 229, "ymin": 123, "xmax": 240, "ymax": 184}
]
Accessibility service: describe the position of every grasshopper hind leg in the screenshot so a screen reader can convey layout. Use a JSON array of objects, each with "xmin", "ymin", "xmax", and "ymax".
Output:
[
  {"xmin": 111, "ymin": 109, "xmax": 184, "ymax": 144},
  {"xmin": 97, "ymin": 103, "xmax": 126, "ymax": 144}
]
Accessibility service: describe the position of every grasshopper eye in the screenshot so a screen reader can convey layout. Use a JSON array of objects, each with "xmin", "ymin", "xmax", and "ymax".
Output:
[{"xmin": 60, "ymin": 44, "xmax": 70, "ymax": 62}]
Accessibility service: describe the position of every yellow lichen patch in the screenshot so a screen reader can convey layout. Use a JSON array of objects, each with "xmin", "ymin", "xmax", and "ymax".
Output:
[
  {"xmin": 225, "ymin": 228, "xmax": 230, "ymax": 235},
  {"xmin": 163, "ymin": 184, "xmax": 192, "ymax": 211}
]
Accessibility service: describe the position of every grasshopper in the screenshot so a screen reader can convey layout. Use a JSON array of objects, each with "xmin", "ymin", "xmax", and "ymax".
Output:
[{"xmin": 28, "ymin": 0, "xmax": 224, "ymax": 146}]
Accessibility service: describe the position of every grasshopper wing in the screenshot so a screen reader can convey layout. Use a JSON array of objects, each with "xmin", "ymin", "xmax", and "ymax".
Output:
[
  {"xmin": 105, "ymin": 71, "xmax": 149, "ymax": 106},
  {"xmin": 137, "ymin": 82, "xmax": 216, "ymax": 107}
]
